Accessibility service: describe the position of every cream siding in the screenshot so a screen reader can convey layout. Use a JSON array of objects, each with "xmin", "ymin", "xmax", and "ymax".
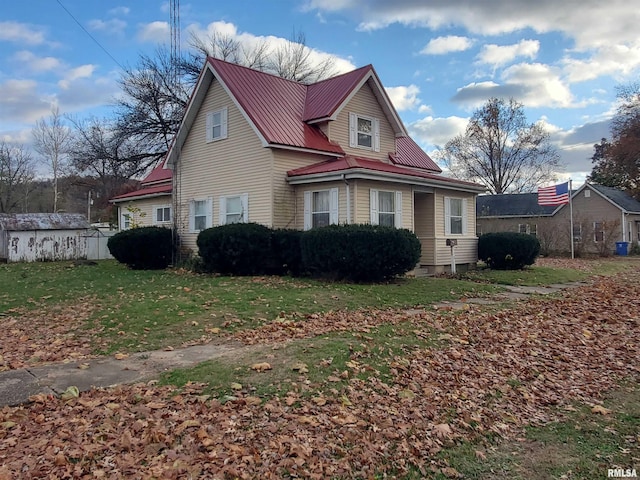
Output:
[
  {"xmin": 292, "ymin": 181, "xmax": 349, "ymax": 231},
  {"xmin": 434, "ymin": 189, "xmax": 477, "ymax": 265},
  {"xmin": 331, "ymin": 82, "xmax": 396, "ymax": 161},
  {"xmin": 352, "ymin": 179, "xmax": 413, "ymax": 230},
  {"xmin": 176, "ymin": 78, "xmax": 273, "ymax": 252},
  {"xmin": 117, "ymin": 196, "xmax": 172, "ymax": 229},
  {"xmin": 272, "ymin": 149, "xmax": 333, "ymax": 229},
  {"xmin": 414, "ymin": 192, "xmax": 436, "ymax": 265}
]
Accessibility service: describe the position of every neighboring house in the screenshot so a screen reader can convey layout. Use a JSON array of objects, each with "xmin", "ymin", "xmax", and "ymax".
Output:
[
  {"xmin": 114, "ymin": 58, "xmax": 485, "ymax": 273},
  {"xmin": 110, "ymin": 163, "xmax": 173, "ymax": 230},
  {"xmin": 477, "ymin": 183, "xmax": 640, "ymax": 255},
  {"xmin": 0, "ymin": 213, "xmax": 89, "ymax": 262}
]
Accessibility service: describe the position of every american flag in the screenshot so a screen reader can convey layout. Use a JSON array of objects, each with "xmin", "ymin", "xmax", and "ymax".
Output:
[{"xmin": 537, "ymin": 182, "xmax": 570, "ymax": 206}]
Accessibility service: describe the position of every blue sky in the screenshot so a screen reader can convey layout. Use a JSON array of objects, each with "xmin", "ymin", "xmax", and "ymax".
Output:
[{"xmin": 2, "ymin": 0, "xmax": 640, "ymax": 186}]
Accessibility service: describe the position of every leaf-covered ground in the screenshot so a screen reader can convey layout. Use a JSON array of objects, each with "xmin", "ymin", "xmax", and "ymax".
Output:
[{"xmin": 0, "ymin": 264, "xmax": 639, "ymax": 478}]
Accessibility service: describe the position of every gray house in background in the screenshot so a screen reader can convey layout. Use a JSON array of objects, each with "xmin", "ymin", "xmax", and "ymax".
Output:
[
  {"xmin": 0, "ymin": 213, "xmax": 90, "ymax": 263},
  {"xmin": 477, "ymin": 183, "xmax": 640, "ymax": 256}
]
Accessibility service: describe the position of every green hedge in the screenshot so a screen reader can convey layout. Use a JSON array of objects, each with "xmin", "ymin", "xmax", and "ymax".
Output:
[
  {"xmin": 197, "ymin": 223, "xmax": 273, "ymax": 275},
  {"xmin": 107, "ymin": 226, "xmax": 174, "ymax": 270},
  {"xmin": 478, "ymin": 232, "xmax": 540, "ymax": 270},
  {"xmin": 270, "ymin": 228, "xmax": 305, "ymax": 276},
  {"xmin": 301, "ymin": 224, "xmax": 421, "ymax": 282}
]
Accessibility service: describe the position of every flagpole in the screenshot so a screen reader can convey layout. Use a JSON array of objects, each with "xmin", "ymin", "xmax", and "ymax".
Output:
[{"xmin": 569, "ymin": 179, "xmax": 574, "ymax": 259}]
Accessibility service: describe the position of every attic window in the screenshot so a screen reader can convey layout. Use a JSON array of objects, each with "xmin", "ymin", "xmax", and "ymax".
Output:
[
  {"xmin": 206, "ymin": 108, "xmax": 228, "ymax": 142},
  {"xmin": 349, "ymin": 113, "xmax": 380, "ymax": 151},
  {"xmin": 584, "ymin": 190, "xmax": 590, "ymax": 198}
]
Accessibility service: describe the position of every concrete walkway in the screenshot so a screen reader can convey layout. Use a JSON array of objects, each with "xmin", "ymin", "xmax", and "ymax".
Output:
[{"xmin": 0, "ymin": 280, "xmax": 588, "ymax": 407}]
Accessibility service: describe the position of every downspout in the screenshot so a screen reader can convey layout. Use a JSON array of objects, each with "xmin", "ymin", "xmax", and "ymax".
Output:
[{"xmin": 342, "ymin": 174, "xmax": 351, "ymax": 224}]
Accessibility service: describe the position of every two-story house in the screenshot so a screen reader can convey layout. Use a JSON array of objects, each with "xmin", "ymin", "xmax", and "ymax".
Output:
[{"xmin": 112, "ymin": 58, "xmax": 485, "ymax": 273}]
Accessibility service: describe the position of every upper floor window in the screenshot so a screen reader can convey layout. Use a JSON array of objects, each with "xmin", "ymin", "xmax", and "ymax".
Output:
[
  {"xmin": 445, "ymin": 197, "xmax": 467, "ymax": 235},
  {"xmin": 304, "ymin": 188, "xmax": 338, "ymax": 230},
  {"xmin": 370, "ymin": 189, "xmax": 402, "ymax": 228},
  {"xmin": 349, "ymin": 113, "xmax": 380, "ymax": 152},
  {"xmin": 206, "ymin": 107, "xmax": 228, "ymax": 142},
  {"xmin": 219, "ymin": 194, "xmax": 248, "ymax": 225}
]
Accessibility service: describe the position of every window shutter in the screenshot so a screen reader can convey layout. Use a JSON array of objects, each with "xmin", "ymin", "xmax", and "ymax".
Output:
[
  {"xmin": 218, "ymin": 196, "xmax": 227, "ymax": 225},
  {"xmin": 241, "ymin": 193, "xmax": 249, "ymax": 222},
  {"xmin": 373, "ymin": 118, "xmax": 380, "ymax": 152},
  {"xmin": 152, "ymin": 205, "xmax": 159, "ymax": 225},
  {"xmin": 394, "ymin": 191, "xmax": 403, "ymax": 228},
  {"xmin": 462, "ymin": 198, "xmax": 468, "ymax": 234},
  {"xmin": 370, "ymin": 189, "xmax": 379, "ymax": 225},
  {"xmin": 329, "ymin": 188, "xmax": 339, "ymax": 225},
  {"xmin": 206, "ymin": 197, "xmax": 213, "ymax": 228},
  {"xmin": 188, "ymin": 200, "xmax": 195, "ymax": 233},
  {"xmin": 349, "ymin": 113, "xmax": 357, "ymax": 148},
  {"xmin": 303, "ymin": 191, "xmax": 312, "ymax": 231},
  {"xmin": 220, "ymin": 107, "xmax": 228, "ymax": 139},
  {"xmin": 444, "ymin": 197, "xmax": 451, "ymax": 235},
  {"xmin": 205, "ymin": 112, "xmax": 213, "ymax": 142}
]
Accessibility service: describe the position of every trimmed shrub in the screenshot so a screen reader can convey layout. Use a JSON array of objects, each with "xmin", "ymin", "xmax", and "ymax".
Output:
[
  {"xmin": 478, "ymin": 232, "xmax": 540, "ymax": 270},
  {"xmin": 197, "ymin": 223, "xmax": 273, "ymax": 275},
  {"xmin": 301, "ymin": 224, "xmax": 421, "ymax": 282},
  {"xmin": 270, "ymin": 228, "xmax": 305, "ymax": 276},
  {"xmin": 107, "ymin": 226, "xmax": 174, "ymax": 270}
]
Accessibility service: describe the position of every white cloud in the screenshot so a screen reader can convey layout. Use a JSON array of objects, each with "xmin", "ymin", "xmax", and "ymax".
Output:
[
  {"xmin": 0, "ymin": 21, "xmax": 46, "ymax": 45},
  {"xmin": 12, "ymin": 51, "xmax": 61, "ymax": 72},
  {"xmin": 385, "ymin": 85, "xmax": 421, "ymax": 111},
  {"xmin": 186, "ymin": 21, "xmax": 356, "ymax": 75},
  {"xmin": 88, "ymin": 19, "xmax": 127, "ymax": 36},
  {"xmin": 137, "ymin": 21, "xmax": 170, "ymax": 43},
  {"xmin": 420, "ymin": 35, "xmax": 473, "ymax": 55},
  {"xmin": 476, "ymin": 39, "xmax": 539, "ymax": 67},
  {"xmin": 58, "ymin": 64, "xmax": 97, "ymax": 89},
  {"xmin": 408, "ymin": 115, "xmax": 469, "ymax": 149},
  {"xmin": 0, "ymin": 79, "xmax": 55, "ymax": 124},
  {"xmin": 109, "ymin": 7, "xmax": 130, "ymax": 16},
  {"xmin": 562, "ymin": 42, "xmax": 640, "ymax": 83}
]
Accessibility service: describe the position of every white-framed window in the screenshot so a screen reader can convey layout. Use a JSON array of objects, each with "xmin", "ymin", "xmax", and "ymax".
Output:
[
  {"xmin": 444, "ymin": 197, "xmax": 467, "ymax": 235},
  {"xmin": 370, "ymin": 189, "xmax": 402, "ymax": 228},
  {"xmin": 594, "ymin": 221, "xmax": 604, "ymax": 242},
  {"xmin": 518, "ymin": 224, "xmax": 527, "ymax": 234},
  {"xmin": 189, "ymin": 198, "xmax": 213, "ymax": 233},
  {"xmin": 154, "ymin": 205, "xmax": 171, "ymax": 224},
  {"xmin": 304, "ymin": 188, "xmax": 338, "ymax": 230},
  {"xmin": 121, "ymin": 213, "xmax": 131, "ymax": 230},
  {"xmin": 219, "ymin": 194, "xmax": 248, "ymax": 225},
  {"xmin": 584, "ymin": 190, "xmax": 591, "ymax": 198},
  {"xmin": 530, "ymin": 223, "xmax": 537, "ymax": 237},
  {"xmin": 206, "ymin": 107, "xmax": 228, "ymax": 142},
  {"xmin": 349, "ymin": 113, "xmax": 380, "ymax": 152},
  {"xmin": 518, "ymin": 223, "xmax": 538, "ymax": 236}
]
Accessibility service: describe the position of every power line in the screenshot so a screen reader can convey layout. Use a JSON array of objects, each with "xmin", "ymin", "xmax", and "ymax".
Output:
[{"xmin": 55, "ymin": 0, "xmax": 125, "ymax": 70}]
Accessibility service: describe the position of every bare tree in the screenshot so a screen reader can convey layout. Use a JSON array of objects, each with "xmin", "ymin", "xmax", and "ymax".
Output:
[
  {"xmin": 441, "ymin": 98, "xmax": 561, "ymax": 194},
  {"xmin": 0, "ymin": 141, "xmax": 35, "ymax": 213},
  {"xmin": 32, "ymin": 106, "xmax": 71, "ymax": 212}
]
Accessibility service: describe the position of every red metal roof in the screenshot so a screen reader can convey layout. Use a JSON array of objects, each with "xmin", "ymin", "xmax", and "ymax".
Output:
[
  {"xmin": 303, "ymin": 65, "xmax": 372, "ymax": 121},
  {"xmin": 391, "ymin": 136, "xmax": 442, "ymax": 172},
  {"xmin": 142, "ymin": 163, "xmax": 172, "ymax": 185},
  {"xmin": 111, "ymin": 184, "xmax": 173, "ymax": 202},
  {"xmin": 287, "ymin": 156, "xmax": 480, "ymax": 188},
  {"xmin": 208, "ymin": 58, "xmax": 344, "ymax": 155}
]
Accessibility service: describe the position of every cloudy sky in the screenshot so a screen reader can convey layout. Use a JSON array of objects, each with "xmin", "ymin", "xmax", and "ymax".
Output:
[{"xmin": 2, "ymin": 0, "xmax": 640, "ymax": 186}]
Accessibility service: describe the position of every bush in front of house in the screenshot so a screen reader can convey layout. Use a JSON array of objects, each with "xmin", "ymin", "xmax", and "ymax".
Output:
[
  {"xmin": 270, "ymin": 228, "xmax": 305, "ymax": 276},
  {"xmin": 197, "ymin": 223, "xmax": 273, "ymax": 275},
  {"xmin": 301, "ymin": 224, "xmax": 421, "ymax": 282},
  {"xmin": 478, "ymin": 232, "xmax": 540, "ymax": 270},
  {"xmin": 107, "ymin": 226, "xmax": 174, "ymax": 270}
]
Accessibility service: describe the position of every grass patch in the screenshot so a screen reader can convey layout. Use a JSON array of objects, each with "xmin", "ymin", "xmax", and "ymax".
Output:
[
  {"xmin": 462, "ymin": 266, "xmax": 587, "ymax": 286},
  {"xmin": 435, "ymin": 382, "xmax": 640, "ymax": 479},
  {"xmin": 159, "ymin": 320, "xmax": 439, "ymax": 400},
  {"xmin": 0, "ymin": 260, "xmax": 499, "ymax": 354}
]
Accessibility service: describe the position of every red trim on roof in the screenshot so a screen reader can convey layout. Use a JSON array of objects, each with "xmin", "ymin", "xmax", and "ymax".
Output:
[
  {"xmin": 142, "ymin": 163, "xmax": 172, "ymax": 185},
  {"xmin": 391, "ymin": 136, "xmax": 442, "ymax": 172},
  {"xmin": 111, "ymin": 184, "xmax": 173, "ymax": 201},
  {"xmin": 208, "ymin": 58, "xmax": 344, "ymax": 155},
  {"xmin": 287, "ymin": 156, "xmax": 480, "ymax": 188}
]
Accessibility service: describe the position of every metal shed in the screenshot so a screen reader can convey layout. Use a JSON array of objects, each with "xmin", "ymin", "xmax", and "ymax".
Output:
[{"xmin": 0, "ymin": 213, "xmax": 90, "ymax": 263}]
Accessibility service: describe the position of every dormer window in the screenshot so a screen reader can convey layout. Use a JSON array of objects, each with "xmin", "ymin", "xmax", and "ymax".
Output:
[{"xmin": 349, "ymin": 113, "xmax": 380, "ymax": 151}]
